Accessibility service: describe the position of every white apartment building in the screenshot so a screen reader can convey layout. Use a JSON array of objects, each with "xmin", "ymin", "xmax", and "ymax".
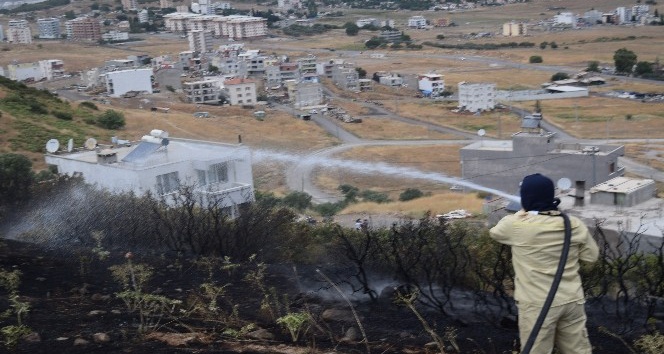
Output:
[
  {"xmin": 502, "ymin": 22, "xmax": 526, "ymax": 37},
  {"xmin": 616, "ymin": 7, "xmax": 631, "ymax": 24},
  {"xmin": 356, "ymin": 18, "xmax": 379, "ymax": 28},
  {"xmin": 121, "ymin": 0, "xmax": 138, "ymax": 11},
  {"xmin": 7, "ymin": 60, "xmax": 64, "ymax": 81},
  {"xmin": 138, "ymin": 9, "xmax": 150, "ymax": 24},
  {"xmin": 408, "ymin": 15, "xmax": 427, "ymax": 29},
  {"xmin": 7, "ymin": 20, "xmax": 32, "ymax": 44},
  {"xmin": 192, "ymin": 0, "xmax": 212, "ymax": 14},
  {"xmin": 417, "ymin": 73, "xmax": 445, "ymax": 97},
  {"xmin": 188, "ymin": 30, "xmax": 214, "ymax": 53},
  {"xmin": 457, "ymin": 82, "xmax": 496, "ymax": 113},
  {"xmin": 102, "ymin": 31, "xmax": 129, "ymax": 42},
  {"xmin": 159, "ymin": 0, "xmax": 172, "ymax": 8},
  {"xmin": 44, "ymin": 130, "xmax": 255, "ymax": 216},
  {"xmin": 183, "ymin": 79, "xmax": 221, "ymax": 104},
  {"xmin": 377, "ymin": 73, "xmax": 403, "ymax": 86},
  {"xmin": 38, "ymin": 18, "xmax": 61, "ymax": 39},
  {"xmin": 223, "ymin": 78, "xmax": 257, "ymax": 105},
  {"xmin": 163, "ymin": 14, "xmax": 267, "ymax": 39},
  {"xmin": 103, "ymin": 68, "xmax": 154, "ymax": 97},
  {"xmin": 8, "ymin": 63, "xmax": 43, "ymax": 81}
]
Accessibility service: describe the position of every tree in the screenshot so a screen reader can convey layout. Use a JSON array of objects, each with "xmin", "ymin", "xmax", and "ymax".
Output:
[
  {"xmin": 305, "ymin": 0, "xmax": 317, "ymax": 18},
  {"xmin": 587, "ymin": 61, "xmax": 600, "ymax": 72},
  {"xmin": 613, "ymin": 48, "xmax": 638, "ymax": 74},
  {"xmin": 539, "ymin": 41, "xmax": 548, "ymax": 50},
  {"xmin": 282, "ymin": 191, "xmax": 312, "ymax": 211},
  {"xmin": 64, "ymin": 10, "xmax": 76, "ymax": 20},
  {"xmin": 345, "ymin": 23, "xmax": 359, "ymax": 36},
  {"xmin": 551, "ymin": 72, "xmax": 570, "ymax": 81},
  {"xmin": 364, "ymin": 37, "xmax": 384, "ymax": 49},
  {"xmin": 0, "ymin": 153, "xmax": 34, "ymax": 206},
  {"xmin": 634, "ymin": 61, "xmax": 653, "ymax": 76},
  {"xmin": 529, "ymin": 55, "xmax": 543, "ymax": 63},
  {"xmin": 550, "ymin": 41, "xmax": 558, "ymax": 49},
  {"xmin": 534, "ymin": 100, "xmax": 542, "ymax": 113},
  {"xmin": 355, "ymin": 67, "xmax": 367, "ymax": 78},
  {"xmin": 96, "ymin": 109, "xmax": 126, "ymax": 129}
]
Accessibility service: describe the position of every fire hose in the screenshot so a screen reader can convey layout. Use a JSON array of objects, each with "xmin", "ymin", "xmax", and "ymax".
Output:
[{"xmin": 521, "ymin": 212, "xmax": 572, "ymax": 354}]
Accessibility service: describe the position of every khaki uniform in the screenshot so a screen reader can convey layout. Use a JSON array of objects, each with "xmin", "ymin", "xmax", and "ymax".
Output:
[{"xmin": 490, "ymin": 210, "xmax": 599, "ymax": 354}]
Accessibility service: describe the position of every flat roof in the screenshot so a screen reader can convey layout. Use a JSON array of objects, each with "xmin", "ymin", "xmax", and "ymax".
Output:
[
  {"xmin": 546, "ymin": 85, "xmax": 588, "ymax": 92},
  {"xmin": 590, "ymin": 176, "xmax": 655, "ymax": 194},
  {"xmin": 461, "ymin": 140, "xmax": 513, "ymax": 151}
]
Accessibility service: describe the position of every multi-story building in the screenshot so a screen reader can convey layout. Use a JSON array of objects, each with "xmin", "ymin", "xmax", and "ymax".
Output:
[
  {"xmin": 358, "ymin": 79, "xmax": 373, "ymax": 92},
  {"xmin": 408, "ymin": 15, "xmax": 427, "ymax": 29},
  {"xmin": 616, "ymin": 7, "xmax": 632, "ymax": 24},
  {"xmin": 183, "ymin": 79, "xmax": 220, "ymax": 104},
  {"xmin": 502, "ymin": 22, "xmax": 527, "ymax": 36},
  {"xmin": 583, "ymin": 10, "xmax": 603, "ymax": 24},
  {"xmin": 288, "ymin": 81, "xmax": 323, "ymax": 108},
  {"xmin": 377, "ymin": 73, "xmax": 403, "ymax": 86},
  {"xmin": 138, "ymin": 9, "xmax": 150, "ymax": 24},
  {"xmin": 380, "ymin": 30, "xmax": 402, "ymax": 42},
  {"xmin": 458, "ymin": 82, "xmax": 496, "ymax": 113},
  {"xmin": 8, "ymin": 59, "xmax": 64, "ymax": 82},
  {"xmin": 38, "ymin": 18, "xmax": 61, "ymax": 39},
  {"xmin": 163, "ymin": 14, "xmax": 267, "ymax": 40},
  {"xmin": 417, "ymin": 73, "xmax": 445, "ymax": 97},
  {"xmin": 223, "ymin": 78, "xmax": 257, "ymax": 105},
  {"xmin": 121, "ymin": 0, "xmax": 138, "ymax": 11},
  {"xmin": 297, "ymin": 55, "xmax": 318, "ymax": 82},
  {"xmin": 103, "ymin": 68, "xmax": 154, "ymax": 97},
  {"xmin": 356, "ymin": 18, "xmax": 379, "ymax": 28},
  {"xmin": 0, "ymin": 25, "xmax": 4, "ymax": 42},
  {"xmin": 212, "ymin": 57, "xmax": 245, "ymax": 77},
  {"xmin": 44, "ymin": 130, "xmax": 255, "ymax": 216},
  {"xmin": 159, "ymin": 0, "xmax": 172, "ymax": 8},
  {"xmin": 331, "ymin": 64, "xmax": 359, "ymax": 92},
  {"xmin": 66, "ymin": 17, "xmax": 102, "ymax": 41},
  {"xmin": 188, "ymin": 30, "xmax": 214, "ymax": 53},
  {"xmin": 7, "ymin": 20, "xmax": 32, "ymax": 44},
  {"xmin": 101, "ymin": 31, "xmax": 129, "ymax": 42}
]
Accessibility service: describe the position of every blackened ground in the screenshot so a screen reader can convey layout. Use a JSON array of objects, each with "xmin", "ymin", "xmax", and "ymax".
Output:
[{"xmin": 0, "ymin": 239, "xmax": 652, "ymax": 354}]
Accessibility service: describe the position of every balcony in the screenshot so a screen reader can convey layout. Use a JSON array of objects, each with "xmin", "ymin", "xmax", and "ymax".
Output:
[{"xmin": 194, "ymin": 182, "xmax": 254, "ymax": 206}]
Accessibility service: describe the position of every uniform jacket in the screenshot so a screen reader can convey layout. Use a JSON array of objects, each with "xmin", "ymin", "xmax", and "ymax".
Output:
[{"xmin": 489, "ymin": 210, "xmax": 599, "ymax": 307}]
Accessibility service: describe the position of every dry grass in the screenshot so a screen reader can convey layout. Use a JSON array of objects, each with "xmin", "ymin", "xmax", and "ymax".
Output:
[
  {"xmin": 511, "ymin": 97, "xmax": 664, "ymax": 139},
  {"xmin": 312, "ymin": 144, "xmax": 464, "ymax": 201},
  {"xmin": 341, "ymin": 192, "xmax": 485, "ymax": 219},
  {"xmin": 624, "ymin": 143, "xmax": 664, "ymax": 172}
]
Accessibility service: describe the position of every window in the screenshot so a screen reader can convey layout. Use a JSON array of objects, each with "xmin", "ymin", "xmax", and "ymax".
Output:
[
  {"xmin": 245, "ymin": 87, "xmax": 251, "ymax": 91},
  {"xmin": 196, "ymin": 169, "xmax": 206, "ymax": 185},
  {"xmin": 609, "ymin": 162, "xmax": 615, "ymax": 173},
  {"xmin": 156, "ymin": 171, "xmax": 179, "ymax": 194},
  {"xmin": 207, "ymin": 162, "xmax": 228, "ymax": 184}
]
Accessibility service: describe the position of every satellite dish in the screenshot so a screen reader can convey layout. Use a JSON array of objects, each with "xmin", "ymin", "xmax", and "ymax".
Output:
[
  {"xmin": 45, "ymin": 139, "xmax": 60, "ymax": 153},
  {"xmin": 161, "ymin": 138, "xmax": 170, "ymax": 146},
  {"xmin": 84, "ymin": 138, "xmax": 98, "ymax": 150},
  {"xmin": 67, "ymin": 138, "xmax": 74, "ymax": 152},
  {"xmin": 557, "ymin": 177, "xmax": 572, "ymax": 190},
  {"xmin": 477, "ymin": 129, "xmax": 486, "ymax": 137}
]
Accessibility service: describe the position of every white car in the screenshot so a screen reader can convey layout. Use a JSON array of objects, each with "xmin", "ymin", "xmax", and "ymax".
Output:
[{"xmin": 309, "ymin": 109, "xmax": 318, "ymax": 114}]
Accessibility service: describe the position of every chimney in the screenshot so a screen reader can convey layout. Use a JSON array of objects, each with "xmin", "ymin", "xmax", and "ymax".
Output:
[{"xmin": 574, "ymin": 180, "xmax": 585, "ymax": 207}]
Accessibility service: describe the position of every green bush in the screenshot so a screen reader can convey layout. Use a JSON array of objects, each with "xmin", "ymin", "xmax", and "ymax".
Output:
[
  {"xmin": 399, "ymin": 188, "xmax": 423, "ymax": 202},
  {"xmin": 96, "ymin": 109, "xmax": 125, "ymax": 129},
  {"xmin": 79, "ymin": 101, "xmax": 98, "ymax": 110},
  {"xmin": 283, "ymin": 191, "xmax": 312, "ymax": 212},
  {"xmin": 529, "ymin": 55, "xmax": 543, "ymax": 63},
  {"xmin": 52, "ymin": 111, "xmax": 73, "ymax": 120},
  {"xmin": 360, "ymin": 190, "xmax": 390, "ymax": 203}
]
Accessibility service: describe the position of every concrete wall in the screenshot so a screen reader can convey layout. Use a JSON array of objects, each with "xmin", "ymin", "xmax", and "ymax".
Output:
[
  {"xmin": 460, "ymin": 135, "xmax": 625, "ymax": 194},
  {"xmin": 105, "ymin": 69, "xmax": 153, "ymax": 97}
]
